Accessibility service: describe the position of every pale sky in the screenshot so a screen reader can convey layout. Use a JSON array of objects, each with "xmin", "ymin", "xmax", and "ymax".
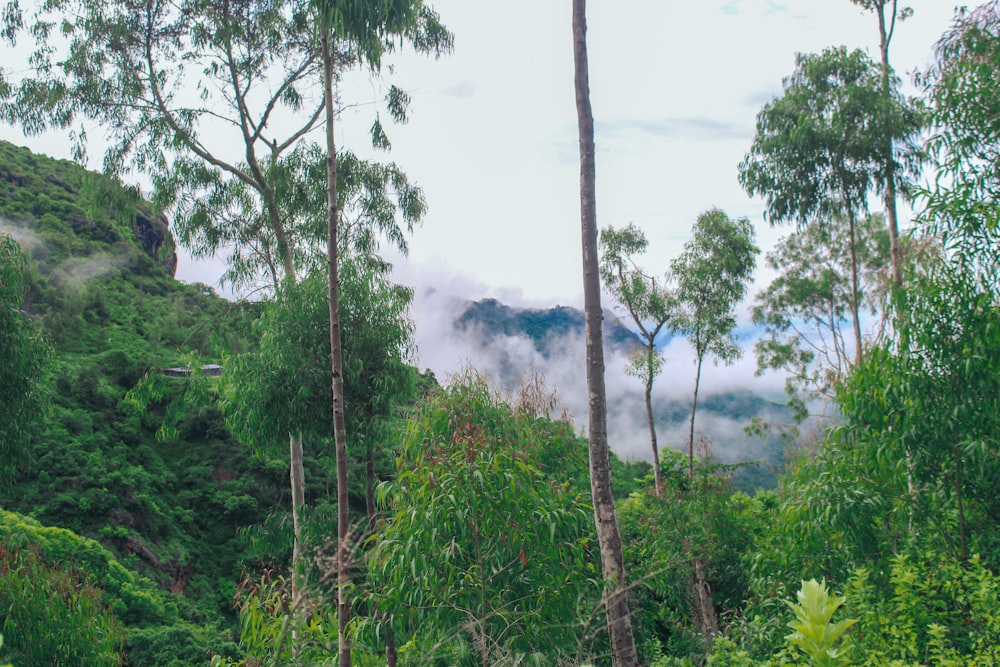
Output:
[
  {"xmin": 0, "ymin": 0, "xmax": 958, "ymax": 306},
  {"xmin": 329, "ymin": 0, "xmax": 958, "ymax": 306}
]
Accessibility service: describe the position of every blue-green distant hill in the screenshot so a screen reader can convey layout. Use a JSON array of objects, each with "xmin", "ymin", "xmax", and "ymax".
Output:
[{"xmin": 453, "ymin": 296, "xmax": 791, "ymax": 492}]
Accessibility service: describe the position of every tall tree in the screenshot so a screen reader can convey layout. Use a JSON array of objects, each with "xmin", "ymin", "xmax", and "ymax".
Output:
[
  {"xmin": 671, "ymin": 209, "xmax": 758, "ymax": 480},
  {"xmin": 1, "ymin": 0, "xmax": 323, "ymax": 287},
  {"xmin": 850, "ymin": 0, "xmax": 916, "ymax": 288},
  {"xmin": 753, "ymin": 213, "xmax": 893, "ymax": 424},
  {"xmin": 739, "ymin": 46, "xmax": 920, "ymax": 366},
  {"xmin": 311, "ymin": 4, "xmax": 450, "ymax": 665},
  {"xmin": 599, "ymin": 223, "xmax": 674, "ymax": 496},
  {"xmin": 571, "ymin": 2, "xmax": 639, "ymax": 664},
  {"xmin": 919, "ymin": 1, "xmax": 1000, "ymax": 288}
]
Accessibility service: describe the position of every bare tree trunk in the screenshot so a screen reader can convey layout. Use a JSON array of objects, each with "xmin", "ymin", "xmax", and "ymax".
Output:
[
  {"xmin": 366, "ymin": 440, "xmax": 377, "ymax": 533},
  {"xmin": 876, "ymin": 0, "xmax": 904, "ymax": 289},
  {"xmin": 386, "ymin": 625, "xmax": 397, "ymax": 667},
  {"xmin": 645, "ymin": 350, "xmax": 663, "ymax": 496},
  {"xmin": 572, "ymin": 2, "xmax": 639, "ymax": 665},
  {"xmin": 688, "ymin": 354, "xmax": 704, "ymax": 481},
  {"xmin": 321, "ymin": 30, "xmax": 352, "ymax": 667},
  {"xmin": 692, "ymin": 558, "xmax": 719, "ymax": 649},
  {"xmin": 289, "ymin": 430, "xmax": 305, "ymax": 643},
  {"xmin": 847, "ymin": 209, "xmax": 863, "ymax": 367}
]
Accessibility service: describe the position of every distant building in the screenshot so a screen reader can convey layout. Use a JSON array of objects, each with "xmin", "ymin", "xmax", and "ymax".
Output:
[{"xmin": 163, "ymin": 364, "xmax": 223, "ymax": 378}]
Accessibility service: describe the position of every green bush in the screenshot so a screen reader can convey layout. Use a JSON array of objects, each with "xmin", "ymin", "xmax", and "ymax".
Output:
[{"xmin": 0, "ymin": 542, "xmax": 125, "ymax": 666}]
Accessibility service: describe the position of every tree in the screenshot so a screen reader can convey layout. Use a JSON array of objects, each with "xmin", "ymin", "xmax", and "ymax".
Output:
[
  {"xmin": 1, "ymin": 9, "xmax": 448, "ymax": 660},
  {"xmin": 618, "ymin": 451, "xmax": 757, "ymax": 663},
  {"xmin": 918, "ymin": 1, "xmax": 1000, "ymax": 288},
  {"xmin": 850, "ymin": 0, "xmax": 917, "ymax": 288},
  {"xmin": 311, "ymin": 5, "xmax": 450, "ymax": 665},
  {"xmin": 367, "ymin": 374, "xmax": 599, "ymax": 666},
  {"xmin": 739, "ymin": 46, "xmax": 921, "ymax": 366},
  {"xmin": 2, "ymin": 0, "xmax": 318, "ymax": 286},
  {"xmin": 571, "ymin": 1, "xmax": 640, "ymax": 664},
  {"xmin": 671, "ymin": 209, "xmax": 758, "ymax": 480},
  {"xmin": 752, "ymin": 214, "xmax": 892, "ymax": 424},
  {"xmin": 221, "ymin": 259, "xmax": 417, "ymax": 647},
  {"xmin": 600, "ymin": 223, "xmax": 674, "ymax": 496},
  {"xmin": 0, "ymin": 233, "xmax": 49, "ymax": 481},
  {"xmin": 0, "ymin": 0, "xmax": 446, "ymax": 292}
]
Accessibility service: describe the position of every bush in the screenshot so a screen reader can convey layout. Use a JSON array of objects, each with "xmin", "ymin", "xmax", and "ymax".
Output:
[{"xmin": 0, "ymin": 542, "xmax": 125, "ymax": 666}]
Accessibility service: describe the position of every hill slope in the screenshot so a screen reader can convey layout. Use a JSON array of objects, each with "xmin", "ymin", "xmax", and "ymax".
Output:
[{"xmin": 0, "ymin": 140, "xmax": 274, "ymax": 663}]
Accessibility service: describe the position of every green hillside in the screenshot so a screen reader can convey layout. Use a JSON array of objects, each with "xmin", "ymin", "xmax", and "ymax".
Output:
[{"xmin": 0, "ymin": 140, "xmax": 274, "ymax": 664}]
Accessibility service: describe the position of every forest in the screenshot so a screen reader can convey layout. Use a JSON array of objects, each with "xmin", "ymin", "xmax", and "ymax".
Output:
[{"xmin": 1, "ymin": 0, "xmax": 999, "ymax": 665}]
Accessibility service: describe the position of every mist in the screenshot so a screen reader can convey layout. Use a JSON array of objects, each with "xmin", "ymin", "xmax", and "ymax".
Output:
[{"xmin": 396, "ymin": 262, "xmax": 792, "ymax": 473}]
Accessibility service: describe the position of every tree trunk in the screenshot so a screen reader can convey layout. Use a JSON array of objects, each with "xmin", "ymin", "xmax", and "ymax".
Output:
[
  {"xmin": 385, "ymin": 624, "xmax": 397, "ymax": 667},
  {"xmin": 321, "ymin": 30, "xmax": 352, "ymax": 667},
  {"xmin": 645, "ymin": 347, "xmax": 663, "ymax": 496},
  {"xmin": 366, "ymin": 439, "xmax": 377, "ymax": 533},
  {"xmin": 692, "ymin": 557, "xmax": 719, "ymax": 648},
  {"xmin": 289, "ymin": 431, "xmax": 305, "ymax": 616},
  {"xmin": 688, "ymin": 354, "xmax": 703, "ymax": 481},
  {"xmin": 876, "ymin": 1, "xmax": 904, "ymax": 289},
  {"xmin": 571, "ymin": 3, "xmax": 639, "ymax": 665},
  {"xmin": 847, "ymin": 209, "xmax": 863, "ymax": 366}
]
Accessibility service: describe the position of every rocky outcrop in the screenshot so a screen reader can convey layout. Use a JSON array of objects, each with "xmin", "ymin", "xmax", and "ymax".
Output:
[{"xmin": 133, "ymin": 208, "xmax": 178, "ymax": 277}]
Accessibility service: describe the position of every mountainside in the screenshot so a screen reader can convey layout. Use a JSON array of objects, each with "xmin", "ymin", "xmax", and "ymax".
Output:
[
  {"xmin": 456, "ymin": 297, "xmax": 642, "ymax": 353},
  {"xmin": 0, "ymin": 141, "xmax": 657, "ymax": 663},
  {"xmin": 0, "ymin": 140, "xmax": 271, "ymax": 663}
]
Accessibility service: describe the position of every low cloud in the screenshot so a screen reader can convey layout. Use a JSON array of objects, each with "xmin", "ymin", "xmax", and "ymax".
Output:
[
  {"xmin": 1, "ymin": 217, "xmax": 44, "ymax": 252},
  {"xmin": 2, "ymin": 216, "xmax": 122, "ymax": 288},
  {"xmin": 401, "ymin": 267, "xmax": 791, "ymax": 469}
]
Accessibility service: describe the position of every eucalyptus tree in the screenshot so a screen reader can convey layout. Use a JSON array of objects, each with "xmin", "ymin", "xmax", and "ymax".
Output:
[
  {"xmin": 1, "ymin": 0, "xmax": 318, "ymax": 285},
  {"xmin": 572, "ymin": 1, "xmax": 639, "ymax": 664},
  {"xmin": 919, "ymin": 1, "xmax": 1000, "ymax": 287},
  {"xmin": 368, "ymin": 374, "xmax": 597, "ymax": 666},
  {"xmin": 0, "ymin": 233, "xmax": 49, "ymax": 482},
  {"xmin": 739, "ymin": 46, "xmax": 920, "ymax": 365},
  {"xmin": 671, "ymin": 209, "xmax": 758, "ymax": 480},
  {"xmin": 850, "ymin": 0, "xmax": 917, "ymax": 288},
  {"xmin": 599, "ymin": 223, "xmax": 674, "ymax": 496},
  {"xmin": 311, "ymin": 5, "xmax": 450, "ymax": 665},
  {"xmin": 221, "ymin": 259, "xmax": 416, "ymax": 650},
  {"xmin": 753, "ymin": 214, "xmax": 892, "ymax": 424}
]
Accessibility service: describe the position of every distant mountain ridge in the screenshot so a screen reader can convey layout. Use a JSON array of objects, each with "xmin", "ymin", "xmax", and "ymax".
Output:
[
  {"xmin": 444, "ymin": 294, "xmax": 791, "ymax": 491},
  {"xmin": 455, "ymin": 297, "xmax": 642, "ymax": 355}
]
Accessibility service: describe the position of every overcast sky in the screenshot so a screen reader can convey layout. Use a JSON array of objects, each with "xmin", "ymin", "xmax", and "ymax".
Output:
[
  {"xmin": 326, "ymin": 0, "xmax": 958, "ymax": 306},
  {"xmin": 1, "ymin": 0, "xmax": 962, "ymax": 388},
  {"xmin": 1, "ymin": 0, "xmax": 959, "ymax": 304}
]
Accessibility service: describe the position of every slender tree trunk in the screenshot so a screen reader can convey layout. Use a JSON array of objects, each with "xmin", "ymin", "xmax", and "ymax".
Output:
[
  {"xmin": 289, "ymin": 431, "xmax": 305, "ymax": 616},
  {"xmin": 321, "ymin": 30, "xmax": 352, "ymax": 667},
  {"xmin": 847, "ymin": 210, "xmax": 863, "ymax": 366},
  {"xmin": 688, "ymin": 354, "xmax": 704, "ymax": 481},
  {"xmin": 366, "ymin": 440, "xmax": 377, "ymax": 533},
  {"xmin": 385, "ymin": 625, "xmax": 397, "ymax": 667},
  {"xmin": 572, "ymin": 3, "xmax": 639, "ymax": 665},
  {"xmin": 693, "ymin": 557, "xmax": 718, "ymax": 648},
  {"xmin": 645, "ymin": 347, "xmax": 663, "ymax": 496},
  {"xmin": 876, "ymin": 1, "xmax": 904, "ymax": 289},
  {"xmin": 267, "ymin": 194, "xmax": 299, "ymax": 284}
]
